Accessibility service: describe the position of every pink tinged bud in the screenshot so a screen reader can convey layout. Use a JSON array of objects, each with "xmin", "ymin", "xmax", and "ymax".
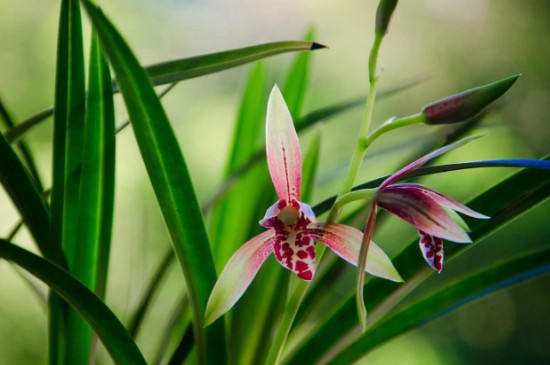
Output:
[
  {"xmin": 418, "ymin": 230, "xmax": 444, "ymax": 273},
  {"xmin": 376, "ymin": 184, "xmax": 471, "ymax": 243},
  {"xmin": 375, "ymin": 0, "xmax": 399, "ymax": 36},
  {"xmin": 205, "ymin": 230, "xmax": 275, "ymax": 325},
  {"xmin": 422, "ymin": 75, "xmax": 520, "ymax": 125}
]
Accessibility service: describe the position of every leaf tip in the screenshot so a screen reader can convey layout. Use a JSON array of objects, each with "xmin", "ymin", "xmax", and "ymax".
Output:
[{"xmin": 310, "ymin": 42, "xmax": 328, "ymax": 50}]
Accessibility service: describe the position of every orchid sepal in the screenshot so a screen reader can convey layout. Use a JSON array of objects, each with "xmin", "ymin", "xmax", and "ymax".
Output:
[
  {"xmin": 205, "ymin": 230, "xmax": 275, "ymax": 326},
  {"xmin": 307, "ymin": 223, "xmax": 402, "ymax": 282}
]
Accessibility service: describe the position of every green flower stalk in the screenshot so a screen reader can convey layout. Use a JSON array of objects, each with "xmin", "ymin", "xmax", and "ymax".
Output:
[{"xmin": 422, "ymin": 74, "xmax": 520, "ymax": 124}]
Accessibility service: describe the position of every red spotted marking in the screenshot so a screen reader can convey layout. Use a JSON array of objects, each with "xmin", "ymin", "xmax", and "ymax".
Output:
[{"xmin": 418, "ymin": 230, "xmax": 444, "ymax": 273}]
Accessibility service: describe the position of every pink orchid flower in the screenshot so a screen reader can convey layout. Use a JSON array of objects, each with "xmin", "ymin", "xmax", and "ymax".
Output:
[
  {"xmin": 369, "ymin": 139, "xmax": 490, "ymax": 273},
  {"xmin": 205, "ymin": 86, "xmax": 402, "ymax": 325}
]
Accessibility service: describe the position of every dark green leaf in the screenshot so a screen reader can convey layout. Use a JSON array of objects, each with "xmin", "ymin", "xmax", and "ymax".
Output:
[
  {"xmin": 128, "ymin": 247, "xmax": 175, "ymax": 338},
  {"xmin": 146, "ymin": 41, "xmax": 325, "ymax": 87},
  {"xmin": 79, "ymin": 1, "xmax": 226, "ymax": 363},
  {"xmin": 326, "ymin": 247, "xmax": 550, "ymax": 364},
  {"xmin": 0, "ymin": 131, "xmax": 50, "ymax": 255},
  {"xmin": 65, "ymin": 32, "xmax": 117, "ymax": 364},
  {"xmin": 0, "ymin": 239, "xmax": 146, "ymax": 365},
  {"xmin": 0, "ymin": 97, "xmax": 43, "ymax": 191},
  {"xmin": 50, "ymin": 0, "xmax": 87, "ymax": 362},
  {"xmin": 7, "ymin": 42, "xmax": 325, "ymax": 143}
]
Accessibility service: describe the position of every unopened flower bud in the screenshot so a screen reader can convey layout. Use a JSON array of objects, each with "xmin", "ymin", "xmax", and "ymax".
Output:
[
  {"xmin": 375, "ymin": 0, "xmax": 399, "ymax": 36},
  {"xmin": 422, "ymin": 74, "xmax": 520, "ymax": 125}
]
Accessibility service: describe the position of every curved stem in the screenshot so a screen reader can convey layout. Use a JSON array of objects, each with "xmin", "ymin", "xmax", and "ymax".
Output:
[
  {"xmin": 356, "ymin": 202, "xmax": 377, "ymax": 331},
  {"xmin": 264, "ymin": 278, "xmax": 308, "ymax": 365}
]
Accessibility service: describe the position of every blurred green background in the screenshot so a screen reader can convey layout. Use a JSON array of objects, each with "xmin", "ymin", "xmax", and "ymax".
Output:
[{"xmin": 0, "ymin": 0, "xmax": 549, "ymax": 364}]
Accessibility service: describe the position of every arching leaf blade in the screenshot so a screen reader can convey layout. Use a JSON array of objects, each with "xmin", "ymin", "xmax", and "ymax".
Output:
[
  {"xmin": 326, "ymin": 248, "xmax": 550, "ymax": 364},
  {"xmin": 79, "ymin": 1, "xmax": 226, "ymax": 363},
  {"xmin": 0, "ymin": 239, "xmax": 147, "ymax": 365}
]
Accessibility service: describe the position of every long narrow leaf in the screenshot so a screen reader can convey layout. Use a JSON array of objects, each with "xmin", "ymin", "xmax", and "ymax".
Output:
[
  {"xmin": 209, "ymin": 61, "xmax": 267, "ymax": 266},
  {"xmin": 146, "ymin": 41, "xmax": 325, "ymax": 87},
  {"xmin": 7, "ymin": 42, "xmax": 325, "ymax": 143},
  {"xmin": 0, "ymin": 132, "xmax": 50, "ymax": 255},
  {"xmin": 313, "ymin": 158, "xmax": 550, "ymax": 215},
  {"xmin": 326, "ymin": 247, "xmax": 550, "ymax": 364},
  {"xmin": 50, "ymin": 0, "xmax": 87, "ymax": 362},
  {"xmin": 0, "ymin": 239, "xmax": 146, "ymax": 365},
  {"xmin": 66, "ymin": 32, "xmax": 117, "ymax": 364},
  {"xmin": 0, "ymin": 97, "xmax": 43, "ymax": 190},
  {"xmin": 79, "ymin": 2, "xmax": 226, "ymax": 363}
]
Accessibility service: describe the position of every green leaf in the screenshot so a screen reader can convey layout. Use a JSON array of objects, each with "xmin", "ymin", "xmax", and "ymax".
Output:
[
  {"xmin": 79, "ymin": 1, "xmax": 226, "ymax": 363},
  {"xmin": 0, "ymin": 131, "xmax": 50, "ymax": 255},
  {"xmin": 77, "ymin": 31, "xmax": 116, "ymax": 299},
  {"xmin": 282, "ymin": 27, "xmax": 315, "ymax": 119},
  {"xmin": 313, "ymin": 158, "xmax": 550, "ymax": 215},
  {"xmin": 0, "ymin": 97, "xmax": 44, "ymax": 191},
  {"xmin": 7, "ymin": 42, "xmax": 325, "ymax": 143},
  {"xmin": 284, "ymin": 158, "xmax": 550, "ymax": 365},
  {"xmin": 209, "ymin": 61, "xmax": 268, "ymax": 266},
  {"xmin": 127, "ymin": 247, "xmax": 175, "ymax": 338},
  {"xmin": 300, "ymin": 130, "xmax": 322, "ymax": 204},
  {"xmin": 64, "ymin": 32, "xmax": 117, "ymax": 364},
  {"xmin": 0, "ymin": 239, "xmax": 146, "ymax": 365},
  {"xmin": 146, "ymin": 40, "xmax": 325, "ymax": 87},
  {"xmin": 50, "ymin": 0, "xmax": 87, "ymax": 362},
  {"xmin": 326, "ymin": 247, "xmax": 550, "ymax": 364}
]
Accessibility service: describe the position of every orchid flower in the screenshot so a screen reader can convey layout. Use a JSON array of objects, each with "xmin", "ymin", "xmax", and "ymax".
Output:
[
  {"xmin": 205, "ymin": 86, "xmax": 402, "ymax": 325},
  {"xmin": 365, "ymin": 139, "xmax": 490, "ymax": 273}
]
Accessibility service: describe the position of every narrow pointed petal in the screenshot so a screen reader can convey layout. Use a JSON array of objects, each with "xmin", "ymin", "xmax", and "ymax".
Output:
[
  {"xmin": 377, "ymin": 185, "xmax": 471, "ymax": 243},
  {"xmin": 378, "ymin": 137, "xmax": 479, "ymax": 190},
  {"xmin": 205, "ymin": 230, "xmax": 275, "ymax": 325},
  {"xmin": 307, "ymin": 223, "xmax": 403, "ymax": 282},
  {"xmin": 273, "ymin": 224, "xmax": 316, "ymax": 281},
  {"xmin": 266, "ymin": 85, "xmax": 302, "ymax": 202},
  {"xmin": 418, "ymin": 230, "xmax": 444, "ymax": 273},
  {"xmin": 393, "ymin": 183, "xmax": 490, "ymax": 219}
]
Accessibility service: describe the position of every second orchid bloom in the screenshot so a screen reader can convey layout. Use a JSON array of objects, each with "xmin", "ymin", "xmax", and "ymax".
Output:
[{"xmin": 205, "ymin": 86, "xmax": 402, "ymax": 325}]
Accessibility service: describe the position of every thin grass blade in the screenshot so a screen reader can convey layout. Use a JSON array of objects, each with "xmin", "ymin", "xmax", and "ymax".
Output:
[
  {"xmin": 50, "ymin": 0, "xmax": 87, "ymax": 362},
  {"xmin": 0, "ymin": 97, "xmax": 44, "ymax": 190},
  {"xmin": 7, "ymin": 41, "xmax": 325, "ymax": 143},
  {"xmin": 0, "ymin": 132, "xmax": 50, "ymax": 255},
  {"xmin": 79, "ymin": 2, "xmax": 226, "ymax": 363}
]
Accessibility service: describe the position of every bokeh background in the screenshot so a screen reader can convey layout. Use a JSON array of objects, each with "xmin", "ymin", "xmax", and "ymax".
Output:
[{"xmin": 0, "ymin": 0, "xmax": 549, "ymax": 363}]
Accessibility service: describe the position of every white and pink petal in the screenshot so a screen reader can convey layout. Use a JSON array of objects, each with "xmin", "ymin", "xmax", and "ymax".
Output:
[
  {"xmin": 205, "ymin": 230, "xmax": 275, "ymax": 325},
  {"xmin": 376, "ymin": 185, "xmax": 471, "ymax": 243},
  {"xmin": 306, "ymin": 223, "xmax": 403, "ymax": 282},
  {"xmin": 266, "ymin": 85, "xmax": 302, "ymax": 202},
  {"xmin": 391, "ymin": 183, "xmax": 489, "ymax": 219},
  {"xmin": 418, "ymin": 230, "xmax": 444, "ymax": 273}
]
